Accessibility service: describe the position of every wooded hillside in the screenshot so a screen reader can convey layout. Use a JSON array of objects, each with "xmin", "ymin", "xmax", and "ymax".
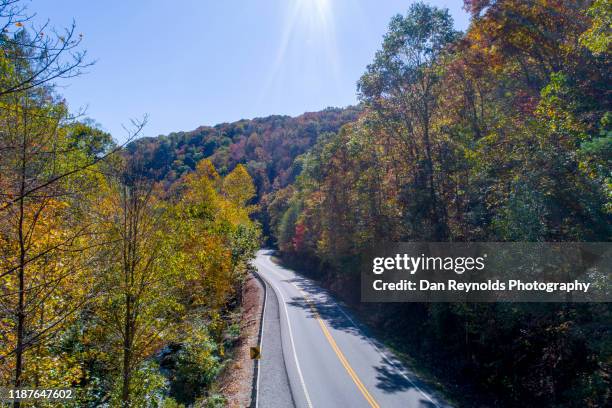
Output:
[{"xmin": 127, "ymin": 107, "xmax": 360, "ymax": 193}]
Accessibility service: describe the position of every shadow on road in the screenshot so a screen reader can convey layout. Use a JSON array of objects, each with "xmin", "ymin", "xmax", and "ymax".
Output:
[{"xmin": 374, "ymin": 364, "xmax": 416, "ymax": 393}]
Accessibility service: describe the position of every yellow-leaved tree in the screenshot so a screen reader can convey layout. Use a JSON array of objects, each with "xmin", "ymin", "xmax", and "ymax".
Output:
[
  {"xmin": 0, "ymin": 87, "xmax": 109, "ymax": 392},
  {"xmin": 167, "ymin": 160, "xmax": 259, "ymax": 350},
  {"xmin": 89, "ymin": 164, "xmax": 183, "ymax": 407}
]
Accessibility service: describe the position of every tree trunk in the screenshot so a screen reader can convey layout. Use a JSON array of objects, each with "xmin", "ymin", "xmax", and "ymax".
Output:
[
  {"xmin": 122, "ymin": 294, "xmax": 131, "ymax": 407},
  {"xmin": 14, "ymin": 109, "xmax": 28, "ymax": 408}
]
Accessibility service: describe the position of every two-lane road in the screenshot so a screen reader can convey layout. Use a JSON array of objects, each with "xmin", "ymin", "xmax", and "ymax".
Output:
[{"xmin": 254, "ymin": 250, "xmax": 451, "ymax": 408}]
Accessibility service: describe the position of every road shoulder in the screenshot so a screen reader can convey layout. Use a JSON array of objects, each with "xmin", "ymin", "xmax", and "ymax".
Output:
[
  {"xmin": 255, "ymin": 270, "xmax": 296, "ymax": 408},
  {"xmin": 216, "ymin": 273, "xmax": 264, "ymax": 407}
]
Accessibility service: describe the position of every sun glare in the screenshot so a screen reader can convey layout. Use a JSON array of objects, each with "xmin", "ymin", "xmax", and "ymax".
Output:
[
  {"xmin": 258, "ymin": 0, "xmax": 339, "ymax": 105},
  {"xmin": 301, "ymin": 0, "xmax": 331, "ymax": 23}
]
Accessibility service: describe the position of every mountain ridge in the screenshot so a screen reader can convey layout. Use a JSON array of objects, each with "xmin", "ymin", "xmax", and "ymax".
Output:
[{"xmin": 127, "ymin": 105, "xmax": 360, "ymax": 195}]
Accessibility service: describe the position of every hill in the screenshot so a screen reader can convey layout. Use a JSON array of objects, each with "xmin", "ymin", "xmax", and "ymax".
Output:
[{"xmin": 127, "ymin": 106, "xmax": 360, "ymax": 196}]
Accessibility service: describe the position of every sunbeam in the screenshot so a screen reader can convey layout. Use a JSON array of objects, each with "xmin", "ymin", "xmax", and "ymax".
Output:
[{"xmin": 258, "ymin": 0, "xmax": 340, "ymax": 107}]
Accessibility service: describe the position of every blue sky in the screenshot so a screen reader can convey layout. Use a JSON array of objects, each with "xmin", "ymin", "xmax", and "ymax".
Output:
[{"xmin": 29, "ymin": 0, "xmax": 469, "ymax": 141}]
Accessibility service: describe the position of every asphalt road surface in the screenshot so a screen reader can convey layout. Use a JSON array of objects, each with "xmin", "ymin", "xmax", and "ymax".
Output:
[{"xmin": 254, "ymin": 249, "xmax": 452, "ymax": 408}]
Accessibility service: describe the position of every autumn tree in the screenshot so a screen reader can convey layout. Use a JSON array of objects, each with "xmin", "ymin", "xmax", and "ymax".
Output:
[
  {"xmin": 167, "ymin": 160, "xmax": 259, "ymax": 315},
  {"xmin": 0, "ymin": 82, "xmax": 113, "ymax": 396},
  {"xmin": 89, "ymin": 163, "xmax": 183, "ymax": 407},
  {"xmin": 0, "ymin": 3, "xmax": 144, "ymax": 401},
  {"xmin": 358, "ymin": 2, "xmax": 459, "ymax": 239}
]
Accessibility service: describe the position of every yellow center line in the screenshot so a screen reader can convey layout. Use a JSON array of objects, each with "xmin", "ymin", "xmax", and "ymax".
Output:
[{"xmin": 303, "ymin": 293, "xmax": 380, "ymax": 408}]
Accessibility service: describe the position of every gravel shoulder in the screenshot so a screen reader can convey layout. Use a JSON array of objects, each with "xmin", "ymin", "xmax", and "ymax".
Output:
[{"xmin": 216, "ymin": 273, "xmax": 264, "ymax": 407}]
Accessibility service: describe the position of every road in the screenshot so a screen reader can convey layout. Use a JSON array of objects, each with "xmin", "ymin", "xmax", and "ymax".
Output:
[{"xmin": 254, "ymin": 250, "xmax": 451, "ymax": 408}]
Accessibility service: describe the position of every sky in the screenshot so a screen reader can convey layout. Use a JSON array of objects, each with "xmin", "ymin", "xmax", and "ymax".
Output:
[{"xmin": 28, "ymin": 0, "xmax": 470, "ymax": 141}]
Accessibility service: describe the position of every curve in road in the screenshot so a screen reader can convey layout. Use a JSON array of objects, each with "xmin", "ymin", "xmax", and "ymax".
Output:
[{"xmin": 254, "ymin": 250, "xmax": 452, "ymax": 408}]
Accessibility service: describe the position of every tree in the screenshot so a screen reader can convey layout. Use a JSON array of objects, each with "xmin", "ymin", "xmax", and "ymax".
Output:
[
  {"xmin": 91, "ymin": 166, "xmax": 182, "ymax": 407},
  {"xmin": 0, "ymin": 81, "xmax": 110, "ymax": 394},
  {"xmin": 580, "ymin": 0, "xmax": 612, "ymax": 55},
  {"xmin": 0, "ymin": 0, "xmax": 90, "ymax": 98},
  {"xmin": 168, "ymin": 160, "xmax": 259, "ymax": 310},
  {"xmin": 222, "ymin": 164, "xmax": 255, "ymax": 209},
  {"xmin": 358, "ymin": 2, "xmax": 459, "ymax": 239}
]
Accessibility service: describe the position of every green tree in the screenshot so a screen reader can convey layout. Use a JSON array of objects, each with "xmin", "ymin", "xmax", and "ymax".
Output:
[{"xmin": 358, "ymin": 2, "xmax": 459, "ymax": 239}]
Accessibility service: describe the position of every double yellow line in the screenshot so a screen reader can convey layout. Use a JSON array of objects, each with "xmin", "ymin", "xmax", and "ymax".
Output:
[{"xmin": 303, "ymin": 294, "xmax": 380, "ymax": 408}]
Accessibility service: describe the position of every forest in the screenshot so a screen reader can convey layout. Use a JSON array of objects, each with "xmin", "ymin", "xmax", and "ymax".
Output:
[
  {"xmin": 128, "ymin": 107, "xmax": 360, "ymax": 240},
  {"xmin": 0, "ymin": 1, "xmax": 260, "ymax": 406},
  {"xmin": 0, "ymin": 0, "xmax": 610, "ymax": 407}
]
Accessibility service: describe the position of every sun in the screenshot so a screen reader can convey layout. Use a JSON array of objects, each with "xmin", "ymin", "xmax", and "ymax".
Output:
[
  {"xmin": 297, "ymin": 0, "xmax": 333, "ymax": 31},
  {"xmin": 257, "ymin": 0, "xmax": 339, "ymax": 105},
  {"xmin": 302, "ymin": 0, "xmax": 331, "ymax": 20}
]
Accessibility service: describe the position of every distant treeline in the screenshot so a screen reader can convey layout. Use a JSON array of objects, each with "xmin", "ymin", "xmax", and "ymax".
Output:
[{"xmin": 127, "ymin": 107, "xmax": 360, "ymax": 190}]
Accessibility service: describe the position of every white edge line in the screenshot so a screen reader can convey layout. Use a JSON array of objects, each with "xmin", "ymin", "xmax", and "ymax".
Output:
[
  {"xmin": 255, "ymin": 273, "xmax": 267, "ymax": 408},
  {"xmin": 256, "ymin": 257, "xmax": 314, "ymax": 408},
  {"xmin": 334, "ymin": 303, "xmax": 441, "ymax": 407}
]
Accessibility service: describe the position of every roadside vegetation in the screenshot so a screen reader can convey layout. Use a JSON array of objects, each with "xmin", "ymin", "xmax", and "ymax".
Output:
[{"xmin": 0, "ymin": 1, "xmax": 259, "ymax": 406}]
